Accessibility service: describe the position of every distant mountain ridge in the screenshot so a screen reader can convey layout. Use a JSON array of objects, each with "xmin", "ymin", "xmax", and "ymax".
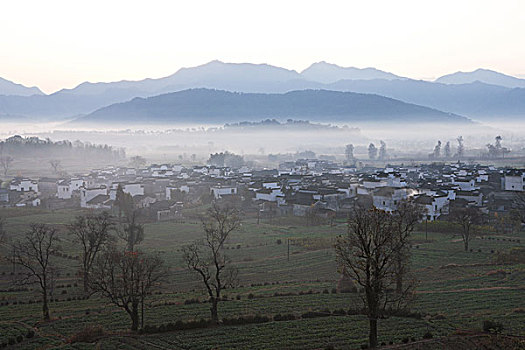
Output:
[
  {"xmin": 301, "ymin": 61, "xmax": 403, "ymax": 83},
  {"xmin": 72, "ymin": 88, "xmax": 471, "ymax": 125},
  {"xmin": 435, "ymin": 68, "xmax": 525, "ymax": 88},
  {"xmin": 0, "ymin": 77, "xmax": 43, "ymax": 96}
]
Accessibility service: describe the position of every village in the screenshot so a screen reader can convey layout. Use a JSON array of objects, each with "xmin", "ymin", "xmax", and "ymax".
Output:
[{"xmin": 1, "ymin": 159, "xmax": 523, "ymax": 229}]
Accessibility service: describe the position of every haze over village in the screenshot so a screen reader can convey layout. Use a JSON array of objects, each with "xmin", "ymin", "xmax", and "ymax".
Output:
[{"xmin": 1, "ymin": 1, "xmax": 524, "ymax": 349}]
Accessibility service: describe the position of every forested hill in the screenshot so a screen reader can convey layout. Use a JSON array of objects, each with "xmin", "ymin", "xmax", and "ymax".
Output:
[
  {"xmin": 0, "ymin": 135, "xmax": 125, "ymax": 160},
  {"xmin": 72, "ymin": 89, "xmax": 471, "ymax": 125}
]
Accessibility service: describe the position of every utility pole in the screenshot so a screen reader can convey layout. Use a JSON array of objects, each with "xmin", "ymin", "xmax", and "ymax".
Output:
[
  {"xmin": 141, "ymin": 282, "xmax": 144, "ymax": 330},
  {"xmin": 12, "ymin": 246, "xmax": 16, "ymax": 275},
  {"xmin": 425, "ymin": 218, "xmax": 428, "ymax": 241},
  {"xmin": 287, "ymin": 239, "xmax": 290, "ymax": 261}
]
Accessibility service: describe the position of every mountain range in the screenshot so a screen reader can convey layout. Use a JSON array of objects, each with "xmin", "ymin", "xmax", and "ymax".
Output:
[
  {"xmin": 72, "ymin": 89, "xmax": 470, "ymax": 125},
  {"xmin": 1, "ymin": 61, "xmax": 525, "ymax": 123},
  {"xmin": 0, "ymin": 77, "xmax": 43, "ymax": 97},
  {"xmin": 435, "ymin": 68, "xmax": 525, "ymax": 88}
]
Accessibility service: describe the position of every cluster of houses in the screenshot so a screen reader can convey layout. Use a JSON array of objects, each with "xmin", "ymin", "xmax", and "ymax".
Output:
[{"xmin": 0, "ymin": 160, "xmax": 524, "ymax": 223}]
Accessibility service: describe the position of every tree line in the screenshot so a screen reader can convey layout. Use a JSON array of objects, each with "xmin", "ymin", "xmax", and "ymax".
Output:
[{"xmin": 0, "ymin": 135, "xmax": 125, "ymax": 162}]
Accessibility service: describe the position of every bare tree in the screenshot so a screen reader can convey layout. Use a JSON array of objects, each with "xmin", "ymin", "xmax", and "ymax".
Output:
[
  {"xmin": 368, "ymin": 143, "xmax": 377, "ymax": 160},
  {"xmin": 450, "ymin": 207, "xmax": 481, "ymax": 251},
  {"xmin": 0, "ymin": 155, "xmax": 14, "ymax": 176},
  {"xmin": 117, "ymin": 211, "xmax": 144, "ymax": 252},
  {"xmin": 456, "ymin": 136, "xmax": 464, "ymax": 158},
  {"xmin": 444, "ymin": 141, "xmax": 451, "ymax": 158},
  {"xmin": 335, "ymin": 207, "xmax": 414, "ymax": 349},
  {"xmin": 378, "ymin": 140, "xmax": 387, "ymax": 160},
  {"xmin": 13, "ymin": 224, "xmax": 60, "ymax": 320},
  {"xmin": 89, "ymin": 248, "xmax": 165, "ymax": 331},
  {"xmin": 49, "ymin": 159, "xmax": 61, "ymax": 174},
  {"xmin": 430, "ymin": 140, "xmax": 441, "ymax": 159},
  {"xmin": 392, "ymin": 201, "xmax": 425, "ymax": 294},
  {"xmin": 345, "ymin": 144, "xmax": 354, "ymax": 162},
  {"xmin": 69, "ymin": 212, "xmax": 114, "ymax": 293},
  {"xmin": 182, "ymin": 203, "xmax": 241, "ymax": 324}
]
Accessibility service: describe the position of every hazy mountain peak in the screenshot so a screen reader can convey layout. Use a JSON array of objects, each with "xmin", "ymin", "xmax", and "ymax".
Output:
[
  {"xmin": 435, "ymin": 68, "xmax": 525, "ymax": 88},
  {"xmin": 0, "ymin": 77, "xmax": 44, "ymax": 96},
  {"xmin": 300, "ymin": 62, "xmax": 403, "ymax": 83},
  {"xmin": 171, "ymin": 60, "xmax": 301, "ymax": 81}
]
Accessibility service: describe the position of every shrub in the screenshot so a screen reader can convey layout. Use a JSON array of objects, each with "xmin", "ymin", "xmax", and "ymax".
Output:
[
  {"xmin": 143, "ymin": 325, "xmax": 157, "ymax": 333},
  {"xmin": 222, "ymin": 314, "xmax": 270, "ymax": 326},
  {"xmin": 274, "ymin": 313, "xmax": 297, "ymax": 321},
  {"xmin": 184, "ymin": 298, "xmax": 200, "ymax": 305},
  {"xmin": 68, "ymin": 325, "xmax": 105, "ymax": 343},
  {"xmin": 423, "ymin": 331, "xmax": 433, "ymax": 339},
  {"xmin": 402, "ymin": 337, "xmax": 409, "ymax": 343},
  {"xmin": 26, "ymin": 330, "xmax": 35, "ymax": 339},
  {"xmin": 332, "ymin": 309, "xmax": 347, "ymax": 316},
  {"xmin": 301, "ymin": 310, "xmax": 331, "ymax": 319},
  {"xmin": 248, "ymin": 293, "xmax": 255, "ymax": 299},
  {"xmin": 276, "ymin": 239, "xmax": 282, "ymax": 245},
  {"xmin": 8, "ymin": 339, "xmax": 15, "ymax": 346},
  {"xmin": 482, "ymin": 320, "xmax": 504, "ymax": 333}
]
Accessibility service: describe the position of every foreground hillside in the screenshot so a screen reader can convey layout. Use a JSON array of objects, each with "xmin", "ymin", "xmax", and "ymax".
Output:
[{"xmin": 0, "ymin": 208, "xmax": 523, "ymax": 349}]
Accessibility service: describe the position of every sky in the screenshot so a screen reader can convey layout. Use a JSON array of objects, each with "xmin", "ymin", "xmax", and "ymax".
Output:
[{"xmin": 1, "ymin": 0, "xmax": 524, "ymax": 94}]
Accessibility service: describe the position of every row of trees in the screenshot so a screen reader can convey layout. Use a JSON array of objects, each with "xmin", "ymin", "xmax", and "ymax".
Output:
[
  {"xmin": 5, "ymin": 203, "xmax": 240, "ymax": 332},
  {"xmin": 0, "ymin": 135, "xmax": 126, "ymax": 168},
  {"xmin": 344, "ymin": 142, "xmax": 388, "ymax": 162},
  {"xmin": 429, "ymin": 135, "xmax": 513, "ymax": 160},
  {"xmin": 208, "ymin": 151, "xmax": 245, "ymax": 168}
]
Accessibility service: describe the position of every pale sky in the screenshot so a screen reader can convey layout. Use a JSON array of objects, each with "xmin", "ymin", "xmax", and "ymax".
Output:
[{"xmin": 1, "ymin": 0, "xmax": 524, "ymax": 93}]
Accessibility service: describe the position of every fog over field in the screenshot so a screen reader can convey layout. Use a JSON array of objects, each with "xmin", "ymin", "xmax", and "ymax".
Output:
[{"xmin": 1, "ymin": 119, "xmax": 523, "ymax": 163}]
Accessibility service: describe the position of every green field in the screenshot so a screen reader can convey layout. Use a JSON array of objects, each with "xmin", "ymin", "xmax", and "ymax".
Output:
[{"xmin": 0, "ymin": 208, "xmax": 524, "ymax": 349}]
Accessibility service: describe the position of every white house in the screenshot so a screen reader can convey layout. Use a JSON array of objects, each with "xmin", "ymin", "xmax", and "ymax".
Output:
[
  {"xmin": 109, "ymin": 182, "xmax": 145, "ymax": 200},
  {"xmin": 10, "ymin": 178, "xmax": 38, "ymax": 193},
  {"xmin": 372, "ymin": 187, "xmax": 416, "ymax": 212},
  {"xmin": 453, "ymin": 177, "xmax": 478, "ymax": 191},
  {"xmin": 415, "ymin": 194, "xmax": 449, "ymax": 221},
  {"xmin": 80, "ymin": 186, "xmax": 108, "ymax": 208},
  {"xmin": 503, "ymin": 171, "xmax": 523, "ymax": 191},
  {"xmin": 255, "ymin": 187, "xmax": 283, "ymax": 202},
  {"xmin": 210, "ymin": 186, "xmax": 237, "ymax": 199},
  {"xmin": 57, "ymin": 178, "xmax": 85, "ymax": 199}
]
